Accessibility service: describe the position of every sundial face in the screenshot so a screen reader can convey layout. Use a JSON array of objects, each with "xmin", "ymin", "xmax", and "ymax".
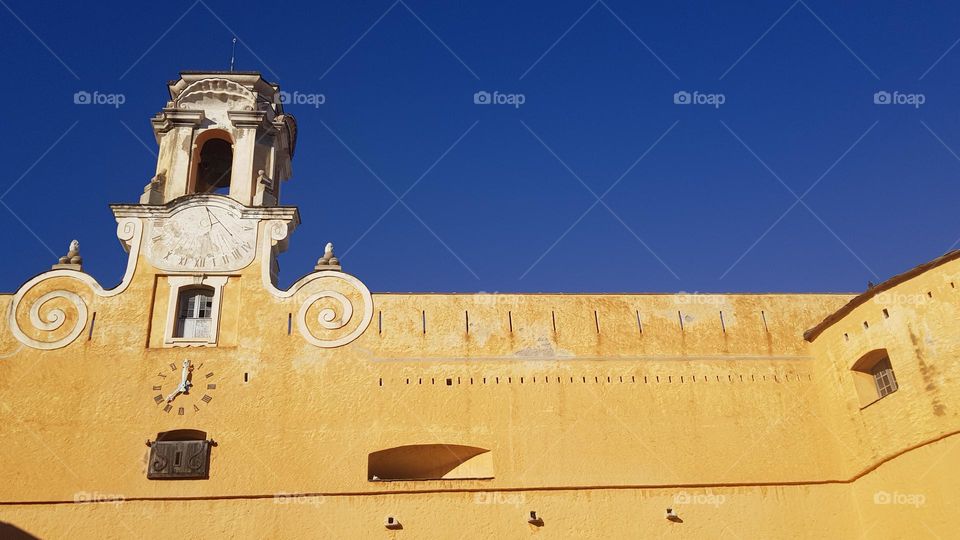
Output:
[{"xmin": 146, "ymin": 203, "xmax": 257, "ymax": 272}]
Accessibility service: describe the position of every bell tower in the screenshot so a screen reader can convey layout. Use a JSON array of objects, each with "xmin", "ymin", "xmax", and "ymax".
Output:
[{"xmin": 143, "ymin": 71, "xmax": 297, "ymax": 207}]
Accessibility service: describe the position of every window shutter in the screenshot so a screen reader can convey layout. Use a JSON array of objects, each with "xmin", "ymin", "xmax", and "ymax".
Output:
[{"xmin": 147, "ymin": 440, "xmax": 211, "ymax": 479}]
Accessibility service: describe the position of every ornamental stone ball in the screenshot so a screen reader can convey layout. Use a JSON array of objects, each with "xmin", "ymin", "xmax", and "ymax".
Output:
[
  {"xmin": 315, "ymin": 242, "xmax": 342, "ymax": 271},
  {"xmin": 53, "ymin": 240, "xmax": 83, "ymax": 270}
]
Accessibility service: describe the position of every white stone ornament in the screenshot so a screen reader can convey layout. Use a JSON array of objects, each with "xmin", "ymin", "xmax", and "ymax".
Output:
[{"xmin": 165, "ymin": 360, "xmax": 194, "ymax": 402}]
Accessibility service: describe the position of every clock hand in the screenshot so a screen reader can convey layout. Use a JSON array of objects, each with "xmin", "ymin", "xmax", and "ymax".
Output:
[
  {"xmin": 179, "ymin": 360, "xmax": 193, "ymax": 394},
  {"xmin": 204, "ymin": 208, "xmax": 218, "ymax": 233},
  {"xmin": 205, "ymin": 208, "xmax": 235, "ymax": 239}
]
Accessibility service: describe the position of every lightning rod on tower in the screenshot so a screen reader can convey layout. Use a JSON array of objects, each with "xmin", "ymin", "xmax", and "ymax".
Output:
[{"xmin": 229, "ymin": 37, "xmax": 237, "ymax": 72}]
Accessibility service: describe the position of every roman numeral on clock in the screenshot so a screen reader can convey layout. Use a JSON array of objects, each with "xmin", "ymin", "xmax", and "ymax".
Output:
[
  {"xmin": 154, "ymin": 394, "xmax": 164, "ymax": 404},
  {"xmin": 201, "ymin": 394, "xmax": 212, "ymax": 403}
]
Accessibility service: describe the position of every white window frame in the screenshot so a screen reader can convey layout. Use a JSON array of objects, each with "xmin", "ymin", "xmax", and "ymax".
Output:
[{"xmin": 163, "ymin": 276, "xmax": 228, "ymax": 347}]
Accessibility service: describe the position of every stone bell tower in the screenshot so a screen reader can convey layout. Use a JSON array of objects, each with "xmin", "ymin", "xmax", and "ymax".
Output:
[{"xmin": 142, "ymin": 71, "xmax": 297, "ymax": 207}]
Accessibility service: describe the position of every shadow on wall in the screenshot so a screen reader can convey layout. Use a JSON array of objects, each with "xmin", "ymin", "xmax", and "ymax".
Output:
[
  {"xmin": 368, "ymin": 444, "xmax": 493, "ymax": 481},
  {"xmin": 0, "ymin": 522, "xmax": 41, "ymax": 539}
]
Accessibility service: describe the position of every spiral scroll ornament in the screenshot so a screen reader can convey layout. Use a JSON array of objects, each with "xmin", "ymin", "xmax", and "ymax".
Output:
[
  {"xmin": 8, "ymin": 218, "xmax": 143, "ymax": 350},
  {"xmin": 295, "ymin": 273, "xmax": 373, "ymax": 348},
  {"xmin": 11, "ymin": 290, "xmax": 89, "ymax": 350}
]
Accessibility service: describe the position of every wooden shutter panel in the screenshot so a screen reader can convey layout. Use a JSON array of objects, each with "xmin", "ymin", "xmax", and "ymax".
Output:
[
  {"xmin": 147, "ymin": 442, "xmax": 174, "ymax": 479},
  {"xmin": 147, "ymin": 440, "xmax": 211, "ymax": 479}
]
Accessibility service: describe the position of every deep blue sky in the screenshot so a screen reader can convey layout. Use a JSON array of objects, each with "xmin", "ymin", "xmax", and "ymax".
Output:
[{"xmin": 2, "ymin": 0, "xmax": 959, "ymax": 293}]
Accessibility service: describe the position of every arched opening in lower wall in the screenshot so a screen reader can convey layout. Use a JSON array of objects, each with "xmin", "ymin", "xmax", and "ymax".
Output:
[{"xmin": 368, "ymin": 444, "xmax": 493, "ymax": 481}]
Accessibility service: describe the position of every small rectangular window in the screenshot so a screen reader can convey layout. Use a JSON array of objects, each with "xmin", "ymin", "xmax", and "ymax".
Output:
[
  {"xmin": 175, "ymin": 287, "xmax": 215, "ymax": 339},
  {"xmin": 871, "ymin": 357, "xmax": 898, "ymax": 398},
  {"xmin": 852, "ymin": 350, "xmax": 899, "ymax": 407}
]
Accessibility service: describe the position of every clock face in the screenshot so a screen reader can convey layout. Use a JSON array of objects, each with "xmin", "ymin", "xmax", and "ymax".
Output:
[
  {"xmin": 151, "ymin": 359, "xmax": 217, "ymax": 416},
  {"xmin": 147, "ymin": 205, "xmax": 257, "ymax": 271}
]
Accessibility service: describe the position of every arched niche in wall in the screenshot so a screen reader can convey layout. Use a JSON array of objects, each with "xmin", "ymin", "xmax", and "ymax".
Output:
[
  {"xmin": 188, "ymin": 129, "xmax": 234, "ymax": 195},
  {"xmin": 368, "ymin": 444, "xmax": 493, "ymax": 481},
  {"xmin": 851, "ymin": 348, "xmax": 899, "ymax": 408}
]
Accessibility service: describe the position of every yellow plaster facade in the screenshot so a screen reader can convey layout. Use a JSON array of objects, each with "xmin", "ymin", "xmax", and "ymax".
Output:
[{"xmin": 0, "ymin": 72, "xmax": 957, "ymax": 539}]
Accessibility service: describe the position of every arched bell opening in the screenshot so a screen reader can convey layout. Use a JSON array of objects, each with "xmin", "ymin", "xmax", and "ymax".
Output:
[{"xmin": 189, "ymin": 130, "xmax": 234, "ymax": 195}]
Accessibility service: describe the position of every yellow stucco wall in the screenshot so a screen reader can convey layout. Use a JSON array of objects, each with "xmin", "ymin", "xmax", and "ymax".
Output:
[{"xmin": 0, "ymin": 217, "xmax": 958, "ymax": 539}]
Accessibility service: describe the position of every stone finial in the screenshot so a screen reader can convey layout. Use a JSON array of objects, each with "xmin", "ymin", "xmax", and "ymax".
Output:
[
  {"xmin": 257, "ymin": 169, "xmax": 273, "ymax": 189},
  {"xmin": 314, "ymin": 242, "xmax": 342, "ymax": 271},
  {"xmin": 52, "ymin": 240, "xmax": 83, "ymax": 270},
  {"xmin": 140, "ymin": 170, "xmax": 165, "ymax": 204},
  {"xmin": 254, "ymin": 169, "xmax": 278, "ymax": 206}
]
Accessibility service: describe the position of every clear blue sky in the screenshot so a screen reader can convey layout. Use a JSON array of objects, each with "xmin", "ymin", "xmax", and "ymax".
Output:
[{"xmin": 1, "ymin": 0, "xmax": 959, "ymax": 293}]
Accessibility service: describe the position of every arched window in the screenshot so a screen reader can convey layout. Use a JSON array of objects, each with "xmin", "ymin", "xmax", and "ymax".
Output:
[
  {"xmin": 195, "ymin": 138, "xmax": 233, "ymax": 194},
  {"xmin": 368, "ymin": 444, "xmax": 493, "ymax": 481},
  {"xmin": 851, "ymin": 349, "xmax": 899, "ymax": 407},
  {"xmin": 188, "ymin": 130, "xmax": 234, "ymax": 195},
  {"xmin": 175, "ymin": 287, "xmax": 214, "ymax": 339}
]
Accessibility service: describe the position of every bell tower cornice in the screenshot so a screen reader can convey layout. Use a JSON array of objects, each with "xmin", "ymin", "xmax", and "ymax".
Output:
[
  {"xmin": 141, "ymin": 71, "xmax": 297, "ymax": 208},
  {"xmin": 111, "ymin": 193, "xmax": 300, "ymax": 222},
  {"xmin": 150, "ymin": 108, "xmax": 205, "ymax": 138}
]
